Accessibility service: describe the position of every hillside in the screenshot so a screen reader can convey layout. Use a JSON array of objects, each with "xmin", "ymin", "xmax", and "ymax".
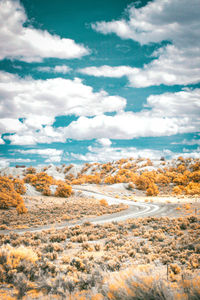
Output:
[{"xmin": 0, "ymin": 157, "xmax": 199, "ymax": 299}]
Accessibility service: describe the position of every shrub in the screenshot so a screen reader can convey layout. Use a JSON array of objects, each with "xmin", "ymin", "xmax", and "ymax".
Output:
[
  {"xmin": 16, "ymin": 203, "xmax": 28, "ymax": 214},
  {"xmin": 135, "ymin": 174, "xmax": 151, "ymax": 191},
  {"xmin": 55, "ymin": 183, "xmax": 72, "ymax": 197},
  {"xmin": 42, "ymin": 186, "xmax": 51, "ymax": 196},
  {"xmin": 26, "ymin": 167, "xmax": 36, "ymax": 174},
  {"xmin": 12, "ymin": 178, "xmax": 26, "ymax": 195},
  {"xmin": 185, "ymin": 182, "xmax": 200, "ymax": 195},
  {"xmin": 0, "ymin": 244, "xmax": 38, "ymax": 283},
  {"xmin": 0, "ymin": 176, "xmax": 27, "ymax": 213},
  {"xmin": 24, "ymin": 172, "xmax": 54, "ymax": 194},
  {"xmin": 172, "ymin": 185, "xmax": 185, "ymax": 195},
  {"xmin": 146, "ymin": 183, "xmax": 159, "ymax": 196},
  {"xmin": 100, "ymin": 199, "xmax": 108, "ymax": 206}
]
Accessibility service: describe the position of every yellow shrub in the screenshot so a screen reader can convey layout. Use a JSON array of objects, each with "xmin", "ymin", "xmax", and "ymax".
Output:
[
  {"xmin": 42, "ymin": 186, "xmax": 51, "ymax": 196},
  {"xmin": 55, "ymin": 183, "xmax": 72, "ymax": 197},
  {"xmin": 104, "ymin": 176, "xmax": 116, "ymax": 185},
  {"xmin": 135, "ymin": 175, "xmax": 151, "ymax": 190},
  {"xmin": 100, "ymin": 199, "xmax": 108, "ymax": 206},
  {"xmin": 0, "ymin": 245, "xmax": 38, "ymax": 270},
  {"xmin": 26, "ymin": 167, "xmax": 36, "ymax": 174},
  {"xmin": 146, "ymin": 183, "xmax": 159, "ymax": 196},
  {"xmin": 12, "ymin": 178, "xmax": 26, "ymax": 194},
  {"xmin": 24, "ymin": 172, "xmax": 54, "ymax": 193},
  {"xmin": 156, "ymin": 174, "xmax": 170, "ymax": 186},
  {"xmin": 0, "ymin": 176, "xmax": 27, "ymax": 212},
  {"xmin": 185, "ymin": 182, "xmax": 200, "ymax": 195},
  {"xmin": 173, "ymin": 185, "xmax": 185, "ymax": 195},
  {"xmin": 16, "ymin": 203, "xmax": 28, "ymax": 214}
]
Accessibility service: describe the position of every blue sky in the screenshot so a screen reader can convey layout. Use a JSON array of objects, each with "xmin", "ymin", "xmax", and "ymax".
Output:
[{"xmin": 0, "ymin": 0, "xmax": 200, "ymax": 167}]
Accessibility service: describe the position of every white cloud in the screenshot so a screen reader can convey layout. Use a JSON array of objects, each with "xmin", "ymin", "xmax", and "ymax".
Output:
[
  {"xmin": 45, "ymin": 156, "xmax": 62, "ymax": 163},
  {"xmin": 0, "ymin": 160, "xmax": 9, "ymax": 169},
  {"xmin": 16, "ymin": 148, "xmax": 63, "ymax": 163},
  {"xmin": 71, "ymin": 147, "xmax": 200, "ymax": 162},
  {"xmin": 173, "ymin": 149, "xmax": 200, "ymax": 159},
  {"xmin": 90, "ymin": 0, "xmax": 200, "ymax": 87},
  {"xmin": 97, "ymin": 138, "xmax": 112, "ymax": 147},
  {"xmin": 17, "ymin": 149, "xmax": 63, "ymax": 157},
  {"xmin": 37, "ymin": 65, "xmax": 71, "ymax": 74},
  {"xmin": 0, "ymin": 137, "xmax": 5, "ymax": 145},
  {"xmin": 63, "ymin": 89, "xmax": 200, "ymax": 140},
  {"xmin": 0, "ymin": 72, "xmax": 126, "ymax": 122},
  {"xmin": 0, "ymin": 71, "xmax": 126, "ymax": 144},
  {"xmin": 0, "ymin": 0, "xmax": 89, "ymax": 62},
  {"xmin": 78, "ymin": 66, "xmax": 133, "ymax": 78},
  {"xmin": 69, "ymin": 146, "xmax": 171, "ymax": 162},
  {"xmin": 6, "ymin": 158, "xmax": 33, "ymax": 163},
  {"xmin": 0, "ymin": 158, "xmax": 34, "ymax": 169},
  {"xmin": 4, "ymin": 88, "xmax": 200, "ymax": 144},
  {"xmin": 6, "ymin": 135, "xmax": 37, "ymax": 145},
  {"xmin": 172, "ymin": 139, "xmax": 200, "ymax": 146},
  {"xmin": 0, "ymin": 118, "xmax": 26, "ymax": 134}
]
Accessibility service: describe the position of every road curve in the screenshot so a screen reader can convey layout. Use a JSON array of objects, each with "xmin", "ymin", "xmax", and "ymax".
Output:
[{"xmin": 0, "ymin": 188, "xmax": 177, "ymax": 235}]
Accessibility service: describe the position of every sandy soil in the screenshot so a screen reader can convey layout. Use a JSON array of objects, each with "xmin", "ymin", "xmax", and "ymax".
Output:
[{"xmin": 73, "ymin": 183, "xmax": 200, "ymax": 204}]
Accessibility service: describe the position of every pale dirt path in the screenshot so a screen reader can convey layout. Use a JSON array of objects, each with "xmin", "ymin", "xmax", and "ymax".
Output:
[{"xmin": 0, "ymin": 187, "xmax": 180, "ymax": 235}]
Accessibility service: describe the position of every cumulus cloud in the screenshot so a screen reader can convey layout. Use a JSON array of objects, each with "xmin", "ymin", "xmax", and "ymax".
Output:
[
  {"xmin": 89, "ymin": 0, "xmax": 200, "ymax": 87},
  {"xmin": 0, "ymin": 158, "xmax": 34, "ymax": 169},
  {"xmin": 97, "ymin": 138, "xmax": 112, "ymax": 147},
  {"xmin": 0, "ymin": 71, "xmax": 126, "ymax": 144},
  {"xmin": 0, "ymin": 160, "xmax": 10, "ymax": 169},
  {"xmin": 37, "ymin": 65, "xmax": 72, "ymax": 74},
  {"xmin": 78, "ymin": 66, "xmax": 134, "ymax": 78},
  {"xmin": 173, "ymin": 149, "xmax": 200, "ymax": 159},
  {"xmin": 63, "ymin": 88, "xmax": 200, "ymax": 140},
  {"xmin": 0, "ymin": 72, "xmax": 125, "ymax": 121},
  {"xmin": 16, "ymin": 149, "xmax": 63, "ymax": 163},
  {"xmin": 70, "ymin": 146, "xmax": 200, "ymax": 162},
  {"xmin": 69, "ymin": 146, "xmax": 171, "ymax": 162},
  {"xmin": 0, "ymin": 137, "xmax": 5, "ymax": 144},
  {"xmin": 172, "ymin": 139, "xmax": 200, "ymax": 146},
  {"xmin": 0, "ymin": 0, "xmax": 89, "ymax": 62},
  {"xmin": 4, "ymin": 88, "xmax": 200, "ymax": 144}
]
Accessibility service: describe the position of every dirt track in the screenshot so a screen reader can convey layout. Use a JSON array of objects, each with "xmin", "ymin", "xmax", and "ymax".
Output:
[{"xmin": 0, "ymin": 187, "xmax": 181, "ymax": 235}]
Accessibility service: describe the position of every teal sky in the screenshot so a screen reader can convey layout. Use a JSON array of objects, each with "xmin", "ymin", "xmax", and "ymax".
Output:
[{"xmin": 0, "ymin": 0, "xmax": 200, "ymax": 166}]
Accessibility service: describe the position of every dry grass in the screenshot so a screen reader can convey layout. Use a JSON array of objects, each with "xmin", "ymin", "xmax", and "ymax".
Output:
[
  {"xmin": 0, "ymin": 215, "xmax": 199, "ymax": 299},
  {"xmin": 0, "ymin": 195, "xmax": 127, "ymax": 230}
]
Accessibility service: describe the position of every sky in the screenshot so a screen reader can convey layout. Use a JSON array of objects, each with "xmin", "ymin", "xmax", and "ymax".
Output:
[{"xmin": 0, "ymin": 0, "xmax": 200, "ymax": 167}]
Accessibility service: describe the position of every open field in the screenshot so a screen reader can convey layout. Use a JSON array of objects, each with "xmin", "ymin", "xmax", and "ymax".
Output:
[{"xmin": 0, "ymin": 194, "xmax": 127, "ymax": 231}]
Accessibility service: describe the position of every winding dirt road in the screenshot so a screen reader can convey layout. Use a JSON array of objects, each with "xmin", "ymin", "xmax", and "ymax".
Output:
[{"xmin": 0, "ymin": 188, "xmax": 178, "ymax": 235}]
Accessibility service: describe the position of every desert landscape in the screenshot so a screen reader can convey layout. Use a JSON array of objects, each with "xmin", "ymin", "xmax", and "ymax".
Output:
[
  {"xmin": 0, "ymin": 157, "xmax": 199, "ymax": 299},
  {"xmin": 1, "ymin": 0, "xmax": 200, "ymax": 299}
]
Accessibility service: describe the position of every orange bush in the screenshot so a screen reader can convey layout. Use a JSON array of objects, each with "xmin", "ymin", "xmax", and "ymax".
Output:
[
  {"xmin": 42, "ymin": 186, "xmax": 51, "ymax": 196},
  {"xmin": 12, "ymin": 178, "xmax": 26, "ymax": 195},
  {"xmin": 156, "ymin": 173, "xmax": 170, "ymax": 186},
  {"xmin": 100, "ymin": 199, "xmax": 108, "ymax": 206},
  {"xmin": 173, "ymin": 173, "xmax": 189, "ymax": 186},
  {"xmin": 185, "ymin": 182, "xmax": 200, "ymax": 195},
  {"xmin": 55, "ymin": 182, "xmax": 72, "ymax": 197},
  {"xmin": 173, "ymin": 185, "xmax": 185, "ymax": 195},
  {"xmin": 0, "ymin": 176, "xmax": 27, "ymax": 213},
  {"xmin": 24, "ymin": 172, "xmax": 54, "ymax": 193},
  {"xmin": 146, "ymin": 183, "xmax": 159, "ymax": 196},
  {"xmin": 135, "ymin": 174, "xmax": 151, "ymax": 190},
  {"xmin": 16, "ymin": 203, "xmax": 28, "ymax": 214},
  {"xmin": 26, "ymin": 167, "xmax": 36, "ymax": 174},
  {"xmin": 104, "ymin": 175, "xmax": 116, "ymax": 185}
]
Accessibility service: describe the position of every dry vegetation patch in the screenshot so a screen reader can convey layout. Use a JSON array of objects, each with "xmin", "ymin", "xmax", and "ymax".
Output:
[
  {"xmin": 0, "ymin": 195, "xmax": 127, "ymax": 230},
  {"xmin": 0, "ymin": 215, "xmax": 199, "ymax": 299}
]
